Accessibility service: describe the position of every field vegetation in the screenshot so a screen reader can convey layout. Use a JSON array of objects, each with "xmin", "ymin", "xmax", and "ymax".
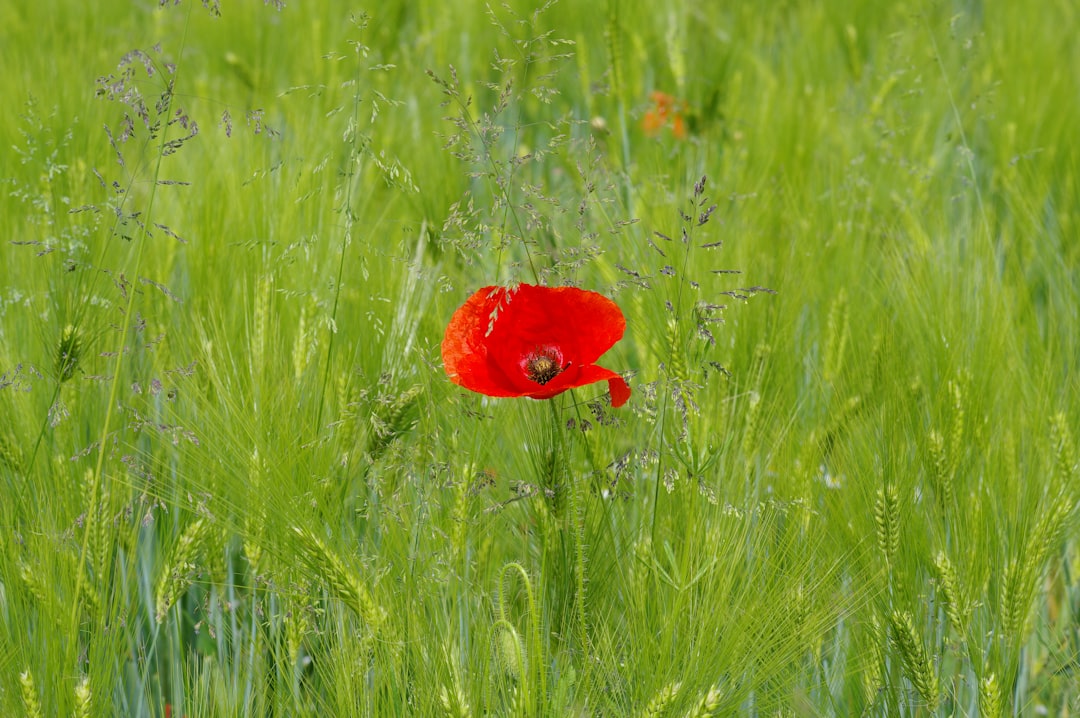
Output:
[{"xmin": 1, "ymin": 0, "xmax": 1078, "ymax": 715}]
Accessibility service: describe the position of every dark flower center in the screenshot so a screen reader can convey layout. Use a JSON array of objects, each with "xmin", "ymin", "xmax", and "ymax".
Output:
[{"xmin": 525, "ymin": 351, "xmax": 565, "ymax": 385}]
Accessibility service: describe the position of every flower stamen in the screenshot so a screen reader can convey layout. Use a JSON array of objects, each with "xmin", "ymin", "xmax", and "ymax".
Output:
[{"xmin": 525, "ymin": 352, "xmax": 565, "ymax": 385}]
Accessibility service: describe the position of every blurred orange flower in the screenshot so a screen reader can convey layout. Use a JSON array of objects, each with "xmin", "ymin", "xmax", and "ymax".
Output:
[{"xmin": 642, "ymin": 90, "xmax": 689, "ymax": 140}]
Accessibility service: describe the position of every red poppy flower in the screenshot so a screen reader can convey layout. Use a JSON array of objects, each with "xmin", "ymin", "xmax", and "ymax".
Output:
[{"xmin": 442, "ymin": 284, "xmax": 631, "ymax": 407}]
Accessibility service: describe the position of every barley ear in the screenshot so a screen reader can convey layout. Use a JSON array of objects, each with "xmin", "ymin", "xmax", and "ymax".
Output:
[
  {"xmin": 1050, "ymin": 411, "xmax": 1077, "ymax": 484},
  {"xmin": 889, "ymin": 610, "xmax": 939, "ymax": 709},
  {"xmin": 73, "ymin": 675, "xmax": 92, "ymax": 718},
  {"xmin": 979, "ymin": 673, "xmax": 1002, "ymax": 718},
  {"xmin": 20, "ymin": 669, "xmax": 44, "ymax": 718},
  {"xmin": 439, "ymin": 683, "xmax": 473, "ymax": 718},
  {"xmin": 874, "ymin": 484, "xmax": 900, "ymax": 566},
  {"xmin": 18, "ymin": 559, "xmax": 49, "ymax": 606},
  {"xmin": 823, "ymin": 288, "xmax": 849, "ymax": 384},
  {"xmin": 292, "ymin": 525, "xmax": 385, "ymax": 630},
  {"xmin": 640, "ymin": 681, "xmax": 682, "ymax": 718},
  {"xmin": 155, "ymin": 518, "xmax": 209, "ymax": 623},
  {"xmin": 945, "ymin": 379, "xmax": 965, "ymax": 475},
  {"xmin": 251, "ymin": 273, "xmax": 272, "ymax": 384},
  {"xmin": 244, "ymin": 449, "xmax": 266, "ymax": 577},
  {"xmin": 683, "ymin": 686, "xmax": 723, "ymax": 718},
  {"xmin": 451, "ymin": 467, "xmax": 472, "ymax": 565},
  {"xmin": 284, "ymin": 580, "xmax": 312, "ymax": 668},
  {"xmin": 665, "ymin": 318, "xmax": 690, "ymax": 384},
  {"xmin": 0, "ymin": 428, "xmax": 22, "ymax": 474},
  {"xmin": 741, "ymin": 390, "xmax": 763, "ymax": 473},
  {"xmin": 1001, "ymin": 494, "xmax": 1071, "ymax": 638},
  {"xmin": 932, "ymin": 550, "xmax": 967, "ymax": 635},
  {"xmin": 292, "ymin": 296, "xmax": 314, "ymax": 382},
  {"xmin": 927, "ymin": 430, "xmax": 954, "ymax": 508}
]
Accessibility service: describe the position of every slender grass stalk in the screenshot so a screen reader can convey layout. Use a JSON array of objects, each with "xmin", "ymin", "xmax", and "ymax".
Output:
[
  {"xmin": 69, "ymin": 3, "xmax": 196, "ymax": 671},
  {"xmin": 315, "ymin": 14, "xmax": 369, "ymax": 434}
]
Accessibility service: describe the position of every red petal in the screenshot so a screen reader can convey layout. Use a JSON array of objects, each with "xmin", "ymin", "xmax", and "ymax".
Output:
[
  {"xmin": 607, "ymin": 374, "xmax": 632, "ymax": 407},
  {"xmin": 441, "ymin": 286, "xmax": 521, "ymax": 397},
  {"xmin": 487, "ymin": 284, "xmax": 625, "ymax": 366}
]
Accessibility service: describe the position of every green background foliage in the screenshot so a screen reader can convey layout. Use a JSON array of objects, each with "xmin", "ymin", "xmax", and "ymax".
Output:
[{"xmin": 1, "ymin": 0, "xmax": 1078, "ymax": 715}]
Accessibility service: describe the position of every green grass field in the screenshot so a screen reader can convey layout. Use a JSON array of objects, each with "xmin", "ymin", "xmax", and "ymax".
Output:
[{"xmin": 2, "ymin": 0, "xmax": 1078, "ymax": 715}]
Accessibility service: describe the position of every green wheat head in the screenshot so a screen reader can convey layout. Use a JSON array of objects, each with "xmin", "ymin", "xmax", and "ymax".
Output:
[
  {"xmin": 155, "ymin": 518, "xmax": 210, "ymax": 623},
  {"xmin": 1050, "ymin": 411, "xmax": 1077, "ymax": 484},
  {"xmin": 0, "ymin": 429, "xmax": 22, "ymax": 474},
  {"xmin": 439, "ymin": 678, "xmax": 473, "ymax": 718},
  {"xmin": 1000, "ymin": 494, "xmax": 1071, "ymax": 639},
  {"xmin": 683, "ymin": 686, "xmax": 723, "ymax": 718},
  {"xmin": 888, "ymin": 610, "xmax": 940, "ymax": 710},
  {"xmin": 640, "ymin": 680, "xmax": 682, "ymax": 718},
  {"xmin": 73, "ymin": 676, "xmax": 92, "ymax": 718},
  {"xmin": 979, "ymin": 672, "xmax": 1002, "ymax": 718},
  {"xmin": 19, "ymin": 670, "xmax": 43, "ymax": 718},
  {"xmin": 932, "ymin": 550, "xmax": 968, "ymax": 636},
  {"xmin": 874, "ymin": 484, "xmax": 900, "ymax": 567},
  {"xmin": 292, "ymin": 525, "xmax": 385, "ymax": 631},
  {"xmin": 285, "ymin": 581, "xmax": 313, "ymax": 668},
  {"xmin": 823, "ymin": 288, "xmax": 849, "ymax": 384}
]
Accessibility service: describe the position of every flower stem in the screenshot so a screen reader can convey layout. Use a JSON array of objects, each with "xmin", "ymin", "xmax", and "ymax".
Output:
[{"xmin": 548, "ymin": 398, "xmax": 592, "ymax": 692}]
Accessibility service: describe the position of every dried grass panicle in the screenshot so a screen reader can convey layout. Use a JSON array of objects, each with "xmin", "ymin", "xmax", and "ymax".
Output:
[
  {"xmin": 888, "ymin": 610, "xmax": 940, "ymax": 709},
  {"xmin": 429, "ymin": 3, "xmax": 577, "ymax": 274},
  {"xmin": 155, "ymin": 518, "xmax": 209, "ymax": 623}
]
